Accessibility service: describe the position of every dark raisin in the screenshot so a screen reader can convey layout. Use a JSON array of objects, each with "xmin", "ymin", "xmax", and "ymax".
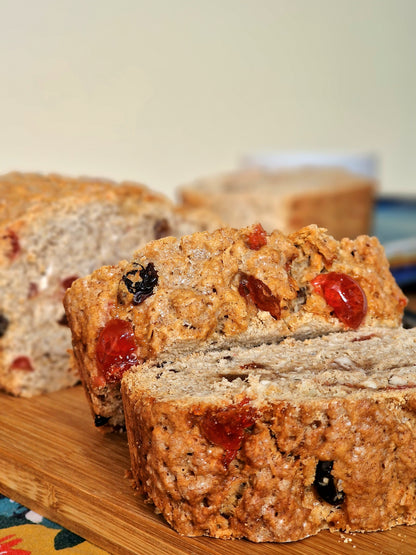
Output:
[
  {"xmin": 62, "ymin": 275, "xmax": 79, "ymax": 290},
  {"xmin": 238, "ymin": 272, "xmax": 281, "ymax": 320},
  {"xmin": 57, "ymin": 314, "xmax": 69, "ymax": 326},
  {"xmin": 314, "ymin": 460, "xmax": 345, "ymax": 505},
  {"xmin": 122, "ymin": 263, "xmax": 158, "ymax": 305},
  {"xmin": 0, "ymin": 313, "xmax": 9, "ymax": 338},
  {"xmin": 219, "ymin": 373, "xmax": 249, "ymax": 382},
  {"xmin": 154, "ymin": 219, "xmax": 172, "ymax": 240},
  {"xmin": 94, "ymin": 414, "xmax": 110, "ymax": 427}
]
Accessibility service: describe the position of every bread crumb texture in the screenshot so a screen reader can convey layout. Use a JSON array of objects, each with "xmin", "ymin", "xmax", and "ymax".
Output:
[
  {"xmin": 0, "ymin": 172, "xmax": 217, "ymax": 396},
  {"xmin": 64, "ymin": 223, "xmax": 406, "ymax": 429},
  {"xmin": 121, "ymin": 327, "xmax": 416, "ymax": 542}
]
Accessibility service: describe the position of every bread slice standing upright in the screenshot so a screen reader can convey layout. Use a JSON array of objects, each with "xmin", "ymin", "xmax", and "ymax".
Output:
[
  {"xmin": 64, "ymin": 223, "xmax": 406, "ymax": 430},
  {"xmin": 121, "ymin": 326, "xmax": 416, "ymax": 542}
]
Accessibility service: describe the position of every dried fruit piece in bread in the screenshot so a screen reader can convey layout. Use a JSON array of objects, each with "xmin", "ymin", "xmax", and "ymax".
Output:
[
  {"xmin": 122, "ymin": 326, "xmax": 416, "ymax": 542},
  {"xmin": 0, "ymin": 172, "xmax": 218, "ymax": 396},
  {"xmin": 64, "ymin": 223, "xmax": 406, "ymax": 430}
]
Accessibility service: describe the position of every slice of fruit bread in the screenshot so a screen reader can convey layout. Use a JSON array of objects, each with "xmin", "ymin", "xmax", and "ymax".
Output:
[
  {"xmin": 64, "ymin": 223, "xmax": 407, "ymax": 430},
  {"xmin": 121, "ymin": 326, "xmax": 416, "ymax": 542},
  {"xmin": 0, "ymin": 171, "xmax": 219, "ymax": 397}
]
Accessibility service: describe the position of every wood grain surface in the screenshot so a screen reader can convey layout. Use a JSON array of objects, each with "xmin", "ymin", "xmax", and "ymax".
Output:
[{"xmin": 0, "ymin": 386, "xmax": 414, "ymax": 555}]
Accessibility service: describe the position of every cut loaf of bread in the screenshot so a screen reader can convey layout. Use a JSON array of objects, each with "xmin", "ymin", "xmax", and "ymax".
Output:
[
  {"xmin": 178, "ymin": 167, "xmax": 376, "ymax": 240},
  {"xmin": 64, "ymin": 223, "xmax": 406, "ymax": 430},
  {"xmin": 0, "ymin": 172, "xmax": 218, "ymax": 397},
  {"xmin": 121, "ymin": 326, "xmax": 416, "ymax": 542}
]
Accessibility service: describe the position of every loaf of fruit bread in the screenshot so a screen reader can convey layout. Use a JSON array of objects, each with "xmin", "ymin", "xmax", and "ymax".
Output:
[
  {"xmin": 121, "ymin": 326, "xmax": 416, "ymax": 542},
  {"xmin": 178, "ymin": 167, "xmax": 376, "ymax": 240},
  {"xmin": 64, "ymin": 223, "xmax": 406, "ymax": 430},
  {"xmin": 0, "ymin": 171, "xmax": 219, "ymax": 397}
]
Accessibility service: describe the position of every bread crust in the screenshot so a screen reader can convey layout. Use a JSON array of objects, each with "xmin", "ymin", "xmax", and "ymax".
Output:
[
  {"xmin": 64, "ymin": 224, "xmax": 406, "ymax": 430},
  {"xmin": 0, "ymin": 172, "xmax": 169, "ymax": 228},
  {"xmin": 121, "ymin": 327, "xmax": 416, "ymax": 542},
  {"xmin": 179, "ymin": 167, "xmax": 376, "ymax": 240},
  {"xmin": 0, "ymin": 172, "xmax": 216, "ymax": 396}
]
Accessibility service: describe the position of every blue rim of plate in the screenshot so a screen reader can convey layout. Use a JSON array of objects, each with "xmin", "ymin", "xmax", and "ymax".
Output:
[{"xmin": 374, "ymin": 197, "xmax": 416, "ymax": 288}]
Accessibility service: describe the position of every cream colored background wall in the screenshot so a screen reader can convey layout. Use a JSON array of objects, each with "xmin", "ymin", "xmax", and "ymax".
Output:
[{"xmin": 0, "ymin": 0, "xmax": 414, "ymax": 199}]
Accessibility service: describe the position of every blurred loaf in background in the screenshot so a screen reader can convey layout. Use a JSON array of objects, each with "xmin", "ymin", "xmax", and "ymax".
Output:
[
  {"xmin": 178, "ymin": 166, "xmax": 376, "ymax": 240},
  {"xmin": 0, "ymin": 171, "xmax": 221, "ymax": 397}
]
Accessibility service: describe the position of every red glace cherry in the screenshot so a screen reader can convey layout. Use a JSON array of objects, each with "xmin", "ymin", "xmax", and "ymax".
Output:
[
  {"xmin": 201, "ymin": 398, "xmax": 258, "ymax": 468},
  {"xmin": 246, "ymin": 223, "xmax": 267, "ymax": 250},
  {"xmin": 311, "ymin": 272, "xmax": 367, "ymax": 329},
  {"xmin": 10, "ymin": 356, "xmax": 34, "ymax": 371},
  {"xmin": 96, "ymin": 319, "xmax": 138, "ymax": 383}
]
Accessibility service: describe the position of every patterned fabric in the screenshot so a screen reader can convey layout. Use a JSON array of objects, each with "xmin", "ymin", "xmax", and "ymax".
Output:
[{"xmin": 0, "ymin": 495, "xmax": 108, "ymax": 554}]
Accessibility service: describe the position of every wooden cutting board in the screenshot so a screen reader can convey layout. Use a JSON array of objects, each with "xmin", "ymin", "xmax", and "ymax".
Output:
[{"xmin": 0, "ymin": 386, "xmax": 414, "ymax": 555}]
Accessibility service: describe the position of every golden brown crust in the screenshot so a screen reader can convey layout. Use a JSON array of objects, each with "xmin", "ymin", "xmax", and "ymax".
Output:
[
  {"xmin": 64, "ymin": 224, "xmax": 406, "ymax": 429},
  {"xmin": 66, "ymin": 263, "xmax": 128, "ymax": 422},
  {"xmin": 0, "ymin": 171, "xmax": 167, "ymax": 228},
  {"xmin": 121, "ymin": 328, "xmax": 416, "ymax": 542},
  {"xmin": 0, "ymin": 171, "xmax": 217, "ymax": 397},
  {"xmin": 124, "ymin": 395, "xmax": 416, "ymax": 541}
]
